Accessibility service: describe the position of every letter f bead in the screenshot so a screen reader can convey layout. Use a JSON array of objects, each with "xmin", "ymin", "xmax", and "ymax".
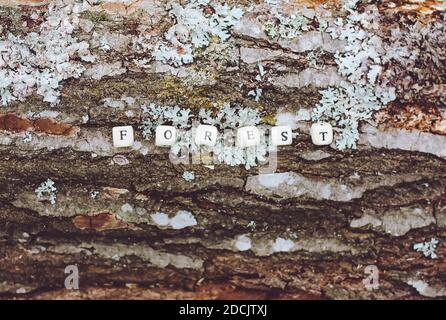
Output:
[{"xmin": 113, "ymin": 126, "xmax": 134, "ymax": 148}]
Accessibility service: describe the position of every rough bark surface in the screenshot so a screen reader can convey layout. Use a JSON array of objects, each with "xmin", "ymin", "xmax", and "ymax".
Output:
[{"xmin": 0, "ymin": 0, "xmax": 445, "ymax": 300}]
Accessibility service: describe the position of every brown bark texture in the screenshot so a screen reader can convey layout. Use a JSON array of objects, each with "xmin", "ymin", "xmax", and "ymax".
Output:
[{"xmin": 0, "ymin": 0, "xmax": 446, "ymax": 300}]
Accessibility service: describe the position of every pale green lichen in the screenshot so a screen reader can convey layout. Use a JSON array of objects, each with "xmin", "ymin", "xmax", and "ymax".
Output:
[
  {"xmin": 140, "ymin": 102, "xmax": 269, "ymax": 169},
  {"xmin": 23, "ymin": 131, "xmax": 33, "ymax": 143},
  {"xmin": 153, "ymin": 0, "xmax": 243, "ymax": 66},
  {"xmin": 182, "ymin": 171, "xmax": 195, "ymax": 182},
  {"xmin": 413, "ymin": 238, "xmax": 440, "ymax": 259},
  {"xmin": 90, "ymin": 191, "xmax": 99, "ymax": 199},
  {"xmin": 0, "ymin": 0, "xmax": 94, "ymax": 106},
  {"xmin": 139, "ymin": 103, "xmax": 192, "ymax": 139},
  {"xmin": 35, "ymin": 178, "xmax": 57, "ymax": 205},
  {"xmin": 312, "ymin": 1, "xmax": 396, "ymax": 150},
  {"xmin": 248, "ymin": 64, "xmax": 266, "ymax": 102},
  {"xmin": 265, "ymin": 12, "xmax": 309, "ymax": 40}
]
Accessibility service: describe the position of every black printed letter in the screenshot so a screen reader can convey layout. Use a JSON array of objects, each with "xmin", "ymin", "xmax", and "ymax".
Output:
[
  {"xmin": 164, "ymin": 130, "xmax": 172, "ymax": 140},
  {"xmin": 281, "ymin": 131, "xmax": 288, "ymax": 141},
  {"xmin": 319, "ymin": 131, "xmax": 327, "ymax": 141}
]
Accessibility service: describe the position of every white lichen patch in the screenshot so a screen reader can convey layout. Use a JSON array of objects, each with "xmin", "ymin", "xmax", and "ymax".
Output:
[
  {"xmin": 34, "ymin": 178, "xmax": 57, "ymax": 205},
  {"xmin": 151, "ymin": 210, "xmax": 197, "ymax": 230},
  {"xmin": 182, "ymin": 171, "xmax": 195, "ymax": 182},
  {"xmin": 0, "ymin": 0, "xmax": 94, "ymax": 106},
  {"xmin": 265, "ymin": 11, "xmax": 310, "ymax": 40},
  {"xmin": 84, "ymin": 62, "xmax": 126, "ymax": 80},
  {"xmin": 247, "ymin": 63, "xmax": 267, "ymax": 102},
  {"xmin": 312, "ymin": 2, "xmax": 396, "ymax": 150},
  {"xmin": 26, "ymin": 110, "xmax": 60, "ymax": 119},
  {"xmin": 140, "ymin": 102, "xmax": 269, "ymax": 169},
  {"xmin": 120, "ymin": 203, "xmax": 133, "ymax": 214},
  {"xmin": 153, "ymin": 0, "xmax": 243, "ymax": 66},
  {"xmin": 413, "ymin": 238, "xmax": 440, "ymax": 259},
  {"xmin": 0, "ymin": 282, "xmax": 36, "ymax": 295},
  {"xmin": 90, "ymin": 191, "xmax": 99, "ymax": 199},
  {"xmin": 23, "ymin": 131, "xmax": 33, "ymax": 143},
  {"xmin": 139, "ymin": 103, "xmax": 192, "ymax": 138}
]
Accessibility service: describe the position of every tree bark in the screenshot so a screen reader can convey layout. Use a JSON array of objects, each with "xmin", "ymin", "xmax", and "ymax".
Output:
[{"xmin": 0, "ymin": 0, "xmax": 445, "ymax": 300}]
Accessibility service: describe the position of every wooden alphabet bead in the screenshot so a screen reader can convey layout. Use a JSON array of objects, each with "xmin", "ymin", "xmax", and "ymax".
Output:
[
  {"xmin": 236, "ymin": 126, "xmax": 260, "ymax": 148},
  {"xmin": 271, "ymin": 126, "xmax": 292, "ymax": 146},
  {"xmin": 195, "ymin": 125, "xmax": 218, "ymax": 147},
  {"xmin": 112, "ymin": 126, "xmax": 134, "ymax": 148},
  {"xmin": 156, "ymin": 125, "xmax": 176, "ymax": 147},
  {"xmin": 310, "ymin": 122, "xmax": 333, "ymax": 146}
]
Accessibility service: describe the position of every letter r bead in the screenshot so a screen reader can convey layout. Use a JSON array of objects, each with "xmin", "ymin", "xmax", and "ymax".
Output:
[{"xmin": 195, "ymin": 125, "xmax": 218, "ymax": 147}]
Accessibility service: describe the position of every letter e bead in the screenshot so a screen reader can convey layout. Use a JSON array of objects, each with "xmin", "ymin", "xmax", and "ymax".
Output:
[
  {"xmin": 310, "ymin": 122, "xmax": 333, "ymax": 146},
  {"xmin": 156, "ymin": 126, "xmax": 176, "ymax": 147},
  {"xmin": 195, "ymin": 125, "xmax": 218, "ymax": 147},
  {"xmin": 112, "ymin": 126, "xmax": 134, "ymax": 148},
  {"xmin": 236, "ymin": 126, "xmax": 260, "ymax": 148},
  {"xmin": 271, "ymin": 126, "xmax": 292, "ymax": 146}
]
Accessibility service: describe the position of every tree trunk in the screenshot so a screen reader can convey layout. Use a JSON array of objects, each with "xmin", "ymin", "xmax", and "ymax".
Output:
[{"xmin": 0, "ymin": 0, "xmax": 445, "ymax": 300}]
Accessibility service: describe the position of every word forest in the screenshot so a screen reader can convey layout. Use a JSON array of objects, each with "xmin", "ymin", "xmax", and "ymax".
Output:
[{"xmin": 112, "ymin": 123, "xmax": 334, "ymax": 150}]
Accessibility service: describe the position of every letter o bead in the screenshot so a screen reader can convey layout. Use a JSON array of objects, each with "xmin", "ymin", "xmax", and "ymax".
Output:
[
  {"xmin": 156, "ymin": 125, "xmax": 176, "ymax": 147},
  {"xmin": 310, "ymin": 122, "xmax": 333, "ymax": 146}
]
